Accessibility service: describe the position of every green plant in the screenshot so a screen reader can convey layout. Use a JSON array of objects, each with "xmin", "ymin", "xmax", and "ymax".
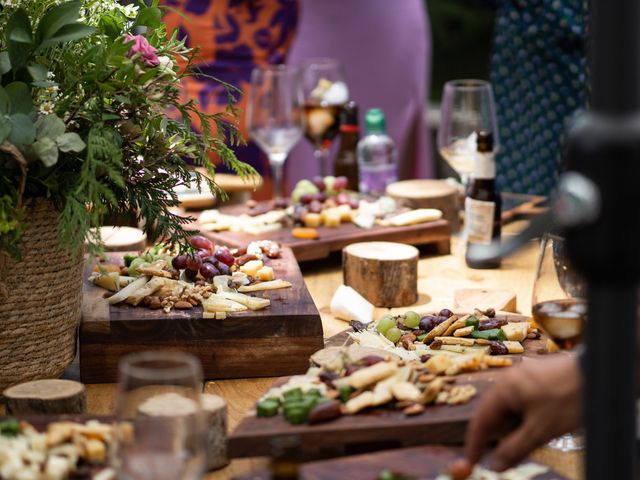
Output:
[{"xmin": 0, "ymin": 0, "xmax": 255, "ymax": 259}]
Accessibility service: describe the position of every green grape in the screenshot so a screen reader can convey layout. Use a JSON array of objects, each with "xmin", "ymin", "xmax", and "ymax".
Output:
[
  {"xmin": 384, "ymin": 327, "xmax": 403, "ymax": 344},
  {"xmin": 376, "ymin": 314, "xmax": 396, "ymax": 335},
  {"xmin": 403, "ymin": 311, "xmax": 420, "ymax": 328}
]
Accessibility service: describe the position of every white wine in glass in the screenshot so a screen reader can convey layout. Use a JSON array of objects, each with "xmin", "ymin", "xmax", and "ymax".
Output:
[
  {"xmin": 531, "ymin": 233, "xmax": 587, "ymax": 452},
  {"xmin": 247, "ymin": 65, "xmax": 304, "ymax": 199},
  {"xmin": 438, "ymin": 79, "xmax": 499, "ymax": 187}
]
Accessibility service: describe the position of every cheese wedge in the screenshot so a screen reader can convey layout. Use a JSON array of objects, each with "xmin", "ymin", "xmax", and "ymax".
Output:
[{"xmin": 386, "ymin": 208, "xmax": 442, "ymax": 226}]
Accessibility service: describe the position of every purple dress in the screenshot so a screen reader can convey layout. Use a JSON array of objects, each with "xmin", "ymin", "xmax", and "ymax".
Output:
[{"xmin": 285, "ymin": 0, "xmax": 433, "ymax": 187}]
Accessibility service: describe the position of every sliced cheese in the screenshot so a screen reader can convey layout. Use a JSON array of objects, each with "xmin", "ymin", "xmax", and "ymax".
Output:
[
  {"xmin": 330, "ymin": 285, "xmax": 374, "ymax": 324},
  {"xmin": 386, "ymin": 208, "xmax": 442, "ymax": 226},
  {"xmin": 501, "ymin": 322, "xmax": 529, "ymax": 342}
]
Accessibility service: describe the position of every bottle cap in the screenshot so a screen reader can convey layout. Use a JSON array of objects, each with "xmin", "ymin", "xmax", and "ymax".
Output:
[{"xmin": 365, "ymin": 108, "xmax": 386, "ymax": 133}]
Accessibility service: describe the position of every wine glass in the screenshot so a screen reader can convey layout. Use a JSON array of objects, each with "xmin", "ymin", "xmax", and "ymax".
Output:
[
  {"xmin": 247, "ymin": 65, "xmax": 304, "ymax": 199},
  {"xmin": 300, "ymin": 58, "xmax": 349, "ymax": 177},
  {"xmin": 531, "ymin": 233, "xmax": 587, "ymax": 452},
  {"xmin": 114, "ymin": 351, "xmax": 206, "ymax": 480},
  {"xmin": 437, "ymin": 79, "xmax": 499, "ymax": 188}
]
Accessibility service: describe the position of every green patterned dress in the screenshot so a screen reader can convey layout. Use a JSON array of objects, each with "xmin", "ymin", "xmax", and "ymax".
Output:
[{"xmin": 488, "ymin": 0, "xmax": 588, "ymax": 195}]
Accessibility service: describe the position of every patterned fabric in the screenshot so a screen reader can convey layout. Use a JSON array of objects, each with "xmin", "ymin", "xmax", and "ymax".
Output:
[
  {"xmin": 161, "ymin": 0, "xmax": 299, "ymax": 197},
  {"xmin": 489, "ymin": 0, "xmax": 588, "ymax": 195}
]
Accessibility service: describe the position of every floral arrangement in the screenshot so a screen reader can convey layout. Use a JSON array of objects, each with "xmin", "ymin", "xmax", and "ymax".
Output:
[{"xmin": 0, "ymin": 0, "xmax": 255, "ymax": 259}]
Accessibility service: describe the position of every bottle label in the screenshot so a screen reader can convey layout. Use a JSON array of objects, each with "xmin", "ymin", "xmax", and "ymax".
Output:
[
  {"xmin": 465, "ymin": 197, "xmax": 495, "ymax": 245},
  {"xmin": 474, "ymin": 152, "xmax": 495, "ymax": 179}
]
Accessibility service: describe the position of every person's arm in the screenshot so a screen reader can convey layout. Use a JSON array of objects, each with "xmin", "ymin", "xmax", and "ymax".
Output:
[{"xmin": 464, "ymin": 354, "xmax": 583, "ymax": 471}]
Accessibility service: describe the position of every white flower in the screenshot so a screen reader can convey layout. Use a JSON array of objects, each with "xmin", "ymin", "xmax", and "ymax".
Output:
[
  {"xmin": 120, "ymin": 3, "xmax": 139, "ymax": 19},
  {"xmin": 39, "ymin": 101, "xmax": 56, "ymax": 115},
  {"xmin": 46, "ymin": 71, "xmax": 55, "ymax": 80},
  {"xmin": 0, "ymin": 0, "xmax": 21, "ymax": 7},
  {"xmin": 156, "ymin": 56, "xmax": 176, "ymax": 78}
]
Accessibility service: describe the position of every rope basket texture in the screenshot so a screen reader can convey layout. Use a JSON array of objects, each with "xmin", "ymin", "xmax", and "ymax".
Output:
[{"xmin": 0, "ymin": 199, "xmax": 82, "ymax": 391}]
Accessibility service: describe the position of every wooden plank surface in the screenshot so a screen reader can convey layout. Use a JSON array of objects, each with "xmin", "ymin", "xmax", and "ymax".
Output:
[
  {"xmin": 237, "ymin": 445, "xmax": 566, "ymax": 480},
  {"xmin": 195, "ymin": 203, "xmax": 451, "ymax": 262},
  {"xmin": 80, "ymin": 247, "xmax": 323, "ymax": 383}
]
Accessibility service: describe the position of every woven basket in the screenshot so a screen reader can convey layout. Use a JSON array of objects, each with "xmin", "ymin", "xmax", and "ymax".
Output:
[{"xmin": 0, "ymin": 199, "xmax": 83, "ymax": 391}]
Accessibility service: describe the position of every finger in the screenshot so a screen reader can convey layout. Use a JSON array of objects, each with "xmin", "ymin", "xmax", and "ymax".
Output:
[
  {"xmin": 490, "ymin": 418, "xmax": 545, "ymax": 472},
  {"xmin": 465, "ymin": 383, "xmax": 519, "ymax": 465}
]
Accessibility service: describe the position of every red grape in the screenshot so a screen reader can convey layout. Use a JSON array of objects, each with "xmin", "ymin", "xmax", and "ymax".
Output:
[
  {"xmin": 196, "ymin": 249, "xmax": 210, "ymax": 258},
  {"xmin": 335, "ymin": 192, "xmax": 351, "ymax": 205},
  {"xmin": 217, "ymin": 262, "xmax": 231, "ymax": 276},
  {"xmin": 214, "ymin": 248, "xmax": 235, "ymax": 266},
  {"xmin": 203, "ymin": 255, "xmax": 219, "ymax": 266},
  {"xmin": 189, "ymin": 235, "xmax": 213, "ymax": 251},
  {"xmin": 171, "ymin": 254, "xmax": 187, "ymax": 270},
  {"xmin": 348, "ymin": 198, "xmax": 360, "ymax": 209},
  {"xmin": 185, "ymin": 254, "xmax": 202, "ymax": 272},
  {"xmin": 333, "ymin": 176, "xmax": 348, "ymax": 191},
  {"xmin": 299, "ymin": 193, "xmax": 314, "ymax": 205},
  {"xmin": 308, "ymin": 200, "xmax": 323, "ymax": 214},
  {"xmin": 312, "ymin": 176, "xmax": 326, "ymax": 192},
  {"xmin": 313, "ymin": 192, "xmax": 327, "ymax": 203},
  {"xmin": 199, "ymin": 262, "xmax": 219, "ymax": 279},
  {"xmin": 184, "ymin": 268, "xmax": 197, "ymax": 282}
]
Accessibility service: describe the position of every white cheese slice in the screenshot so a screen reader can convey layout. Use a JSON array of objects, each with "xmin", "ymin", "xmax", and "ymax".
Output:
[{"xmin": 330, "ymin": 285, "xmax": 374, "ymax": 324}]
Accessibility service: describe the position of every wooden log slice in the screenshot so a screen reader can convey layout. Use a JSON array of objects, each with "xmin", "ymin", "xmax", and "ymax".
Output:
[
  {"xmin": 342, "ymin": 242, "xmax": 419, "ymax": 307},
  {"xmin": 386, "ymin": 179, "xmax": 460, "ymax": 232},
  {"xmin": 202, "ymin": 393, "xmax": 229, "ymax": 471},
  {"xmin": 3, "ymin": 379, "xmax": 86, "ymax": 415},
  {"xmin": 95, "ymin": 226, "xmax": 147, "ymax": 252}
]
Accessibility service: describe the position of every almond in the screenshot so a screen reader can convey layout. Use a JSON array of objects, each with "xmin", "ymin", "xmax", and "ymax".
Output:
[{"xmin": 174, "ymin": 300, "xmax": 193, "ymax": 309}]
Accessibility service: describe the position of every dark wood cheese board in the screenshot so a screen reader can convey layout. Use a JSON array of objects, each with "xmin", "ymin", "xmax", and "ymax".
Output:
[
  {"xmin": 237, "ymin": 445, "xmax": 566, "ymax": 479},
  {"xmin": 229, "ymin": 313, "xmax": 551, "ymax": 460},
  {"xmin": 79, "ymin": 248, "xmax": 324, "ymax": 383},
  {"xmin": 194, "ymin": 202, "xmax": 452, "ymax": 262}
]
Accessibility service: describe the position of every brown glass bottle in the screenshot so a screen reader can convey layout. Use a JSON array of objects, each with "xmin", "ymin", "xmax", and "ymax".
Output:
[
  {"xmin": 464, "ymin": 130, "xmax": 501, "ymax": 269},
  {"xmin": 334, "ymin": 100, "xmax": 360, "ymax": 191}
]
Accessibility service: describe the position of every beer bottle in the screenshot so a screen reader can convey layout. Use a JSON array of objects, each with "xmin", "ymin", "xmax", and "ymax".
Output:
[
  {"xmin": 334, "ymin": 101, "xmax": 360, "ymax": 191},
  {"xmin": 465, "ymin": 130, "xmax": 501, "ymax": 269}
]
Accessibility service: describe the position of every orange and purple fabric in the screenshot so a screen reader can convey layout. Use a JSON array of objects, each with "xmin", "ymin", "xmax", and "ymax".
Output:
[{"xmin": 161, "ymin": 0, "xmax": 299, "ymax": 198}]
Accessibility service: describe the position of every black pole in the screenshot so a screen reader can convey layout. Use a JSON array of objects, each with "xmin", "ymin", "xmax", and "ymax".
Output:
[{"xmin": 565, "ymin": 1, "xmax": 640, "ymax": 478}]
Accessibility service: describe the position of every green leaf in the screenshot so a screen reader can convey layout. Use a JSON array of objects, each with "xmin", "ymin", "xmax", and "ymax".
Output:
[
  {"xmin": 0, "ymin": 116, "xmax": 12, "ymax": 144},
  {"xmin": 4, "ymin": 82, "xmax": 32, "ymax": 115},
  {"xmin": 8, "ymin": 113, "xmax": 36, "ymax": 146},
  {"xmin": 35, "ymin": 114, "xmax": 65, "ymax": 140},
  {"xmin": 36, "ymin": 0, "xmax": 81, "ymax": 43},
  {"xmin": 32, "ymin": 137, "xmax": 59, "ymax": 167},
  {"xmin": 39, "ymin": 24, "xmax": 96, "ymax": 49},
  {"xmin": 56, "ymin": 132, "xmax": 85, "ymax": 152},
  {"xmin": 136, "ymin": 6, "xmax": 163, "ymax": 28},
  {"xmin": 0, "ymin": 87, "xmax": 10, "ymax": 116},
  {"xmin": 0, "ymin": 53, "xmax": 11, "ymax": 76},
  {"xmin": 6, "ymin": 9, "xmax": 34, "ymax": 71},
  {"xmin": 26, "ymin": 62, "xmax": 48, "ymax": 83}
]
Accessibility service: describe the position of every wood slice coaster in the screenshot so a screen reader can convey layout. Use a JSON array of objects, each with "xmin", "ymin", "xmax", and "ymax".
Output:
[
  {"xmin": 343, "ymin": 242, "xmax": 418, "ymax": 307},
  {"xmin": 386, "ymin": 179, "xmax": 461, "ymax": 232},
  {"xmin": 3, "ymin": 379, "xmax": 86, "ymax": 415},
  {"xmin": 96, "ymin": 226, "xmax": 147, "ymax": 252}
]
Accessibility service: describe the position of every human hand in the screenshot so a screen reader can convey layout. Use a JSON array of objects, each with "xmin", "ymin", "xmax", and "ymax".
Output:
[{"xmin": 464, "ymin": 354, "xmax": 583, "ymax": 472}]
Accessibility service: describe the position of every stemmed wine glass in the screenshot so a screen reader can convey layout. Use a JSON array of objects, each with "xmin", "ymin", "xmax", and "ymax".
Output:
[
  {"xmin": 300, "ymin": 58, "xmax": 349, "ymax": 177},
  {"xmin": 437, "ymin": 79, "xmax": 499, "ymax": 189},
  {"xmin": 113, "ymin": 351, "xmax": 206, "ymax": 480},
  {"xmin": 531, "ymin": 233, "xmax": 587, "ymax": 452},
  {"xmin": 247, "ymin": 65, "xmax": 304, "ymax": 199}
]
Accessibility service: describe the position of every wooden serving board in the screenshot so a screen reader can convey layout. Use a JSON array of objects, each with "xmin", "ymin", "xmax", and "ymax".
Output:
[
  {"xmin": 237, "ymin": 445, "xmax": 566, "ymax": 480},
  {"xmin": 194, "ymin": 203, "xmax": 451, "ymax": 262},
  {"xmin": 79, "ymin": 247, "xmax": 324, "ymax": 383},
  {"xmin": 229, "ymin": 378, "xmax": 490, "ymax": 460},
  {"xmin": 229, "ymin": 313, "xmax": 550, "ymax": 459}
]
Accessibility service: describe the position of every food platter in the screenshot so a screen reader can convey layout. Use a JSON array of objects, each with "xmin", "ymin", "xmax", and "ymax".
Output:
[
  {"xmin": 229, "ymin": 310, "xmax": 552, "ymax": 459},
  {"xmin": 79, "ymin": 246, "xmax": 323, "ymax": 383},
  {"xmin": 196, "ymin": 203, "xmax": 451, "ymax": 262}
]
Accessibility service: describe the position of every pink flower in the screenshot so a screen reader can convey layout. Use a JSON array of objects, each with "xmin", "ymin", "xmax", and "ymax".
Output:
[{"xmin": 123, "ymin": 34, "xmax": 160, "ymax": 67}]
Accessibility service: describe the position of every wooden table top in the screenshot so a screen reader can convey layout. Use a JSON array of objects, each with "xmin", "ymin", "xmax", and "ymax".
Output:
[{"xmin": 55, "ymin": 221, "xmax": 586, "ymax": 479}]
